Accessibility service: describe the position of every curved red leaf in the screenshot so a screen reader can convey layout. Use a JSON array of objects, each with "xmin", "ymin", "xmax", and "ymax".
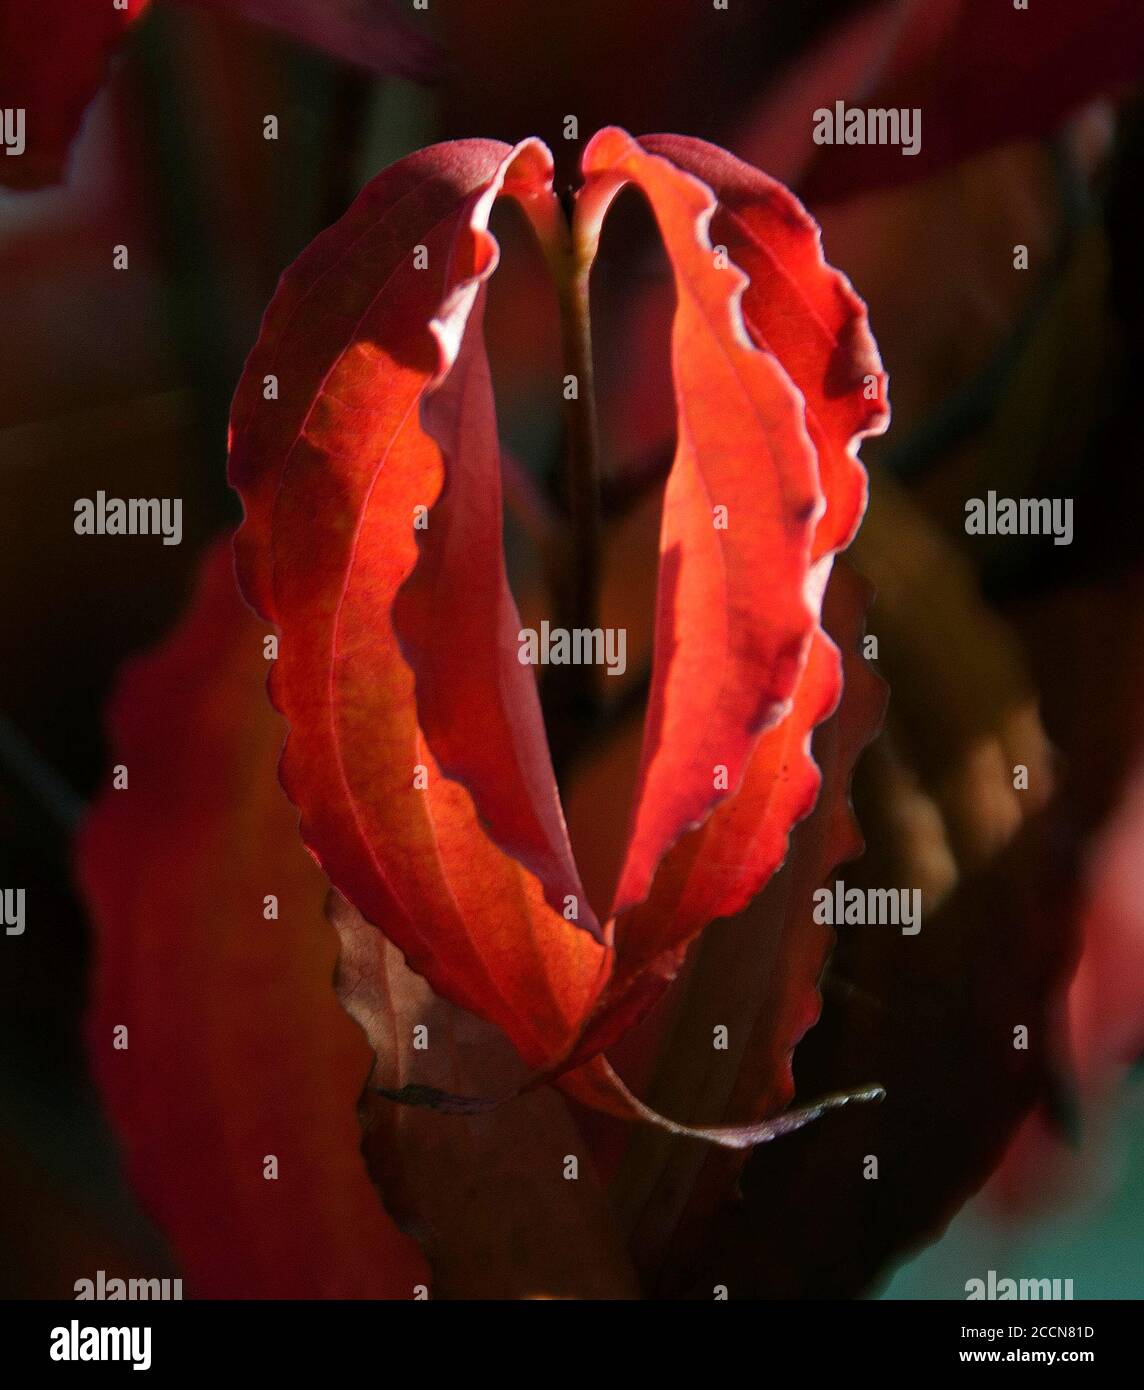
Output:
[
  {"xmin": 229, "ymin": 127, "xmax": 888, "ymax": 1143},
  {"xmin": 578, "ymin": 128, "xmax": 826, "ymax": 921},
  {"xmin": 228, "ymin": 138, "xmax": 609, "ymax": 1072},
  {"xmin": 574, "ymin": 131, "xmax": 887, "ymax": 1013}
]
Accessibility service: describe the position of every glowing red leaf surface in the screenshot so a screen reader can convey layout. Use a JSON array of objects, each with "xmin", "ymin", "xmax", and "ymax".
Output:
[{"xmin": 228, "ymin": 129, "xmax": 887, "ymax": 1136}]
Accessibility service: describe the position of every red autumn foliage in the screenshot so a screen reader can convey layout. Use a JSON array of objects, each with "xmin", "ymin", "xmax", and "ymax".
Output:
[
  {"xmin": 225, "ymin": 128, "xmax": 888, "ymax": 1138},
  {"xmin": 75, "ymin": 538, "xmax": 884, "ymax": 1295},
  {"xmin": 22, "ymin": 0, "xmax": 1139, "ymax": 1301}
]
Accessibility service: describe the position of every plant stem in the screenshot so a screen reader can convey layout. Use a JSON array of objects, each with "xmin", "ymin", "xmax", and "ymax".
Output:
[
  {"xmin": 522, "ymin": 189, "xmax": 605, "ymax": 636},
  {"xmin": 556, "ymin": 250, "xmax": 603, "ymax": 637},
  {"xmin": 518, "ymin": 189, "xmax": 609, "ymax": 773}
]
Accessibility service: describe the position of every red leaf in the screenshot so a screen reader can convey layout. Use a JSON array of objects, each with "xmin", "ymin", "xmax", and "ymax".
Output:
[
  {"xmin": 76, "ymin": 540, "xmax": 427, "ymax": 1297},
  {"xmin": 228, "ymin": 139, "xmax": 610, "ymax": 1072},
  {"xmin": 578, "ymin": 128, "xmax": 827, "ymax": 920},
  {"xmin": 573, "ymin": 131, "xmax": 886, "ymax": 1019},
  {"xmin": 229, "ymin": 128, "xmax": 888, "ymax": 1141}
]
